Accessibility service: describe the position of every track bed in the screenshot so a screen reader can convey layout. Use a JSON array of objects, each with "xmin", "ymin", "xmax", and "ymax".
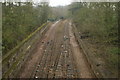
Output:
[{"xmin": 17, "ymin": 20, "xmax": 95, "ymax": 78}]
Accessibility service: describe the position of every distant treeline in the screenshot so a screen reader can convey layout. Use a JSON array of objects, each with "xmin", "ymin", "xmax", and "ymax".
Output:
[
  {"xmin": 2, "ymin": 2, "xmax": 49, "ymax": 55},
  {"xmin": 69, "ymin": 2, "xmax": 118, "ymax": 45}
]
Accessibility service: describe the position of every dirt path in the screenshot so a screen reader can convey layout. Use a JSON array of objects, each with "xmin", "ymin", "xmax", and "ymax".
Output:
[{"xmin": 17, "ymin": 20, "xmax": 95, "ymax": 78}]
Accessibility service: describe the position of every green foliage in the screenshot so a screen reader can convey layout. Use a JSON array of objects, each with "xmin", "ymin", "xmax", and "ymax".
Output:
[
  {"xmin": 2, "ymin": 2, "xmax": 49, "ymax": 55},
  {"xmin": 69, "ymin": 2, "xmax": 119, "ymax": 69},
  {"xmin": 109, "ymin": 47, "xmax": 120, "ymax": 55},
  {"xmin": 69, "ymin": 2, "xmax": 118, "ymax": 45}
]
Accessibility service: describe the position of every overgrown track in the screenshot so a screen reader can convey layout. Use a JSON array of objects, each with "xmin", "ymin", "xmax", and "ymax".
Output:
[
  {"xmin": 17, "ymin": 20, "xmax": 95, "ymax": 78},
  {"xmin": 30, "ymin": 20, "xmax": 78, "ymax": 78}
]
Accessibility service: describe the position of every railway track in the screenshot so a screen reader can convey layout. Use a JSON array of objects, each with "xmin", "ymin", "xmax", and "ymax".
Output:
[
  {"xmin": 18, "ymin": 20, "xmax": 95, "ymax": 78},
  {"xmin": 29, "ymin": 20, "xmax": 78, "ymax": 78}
]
